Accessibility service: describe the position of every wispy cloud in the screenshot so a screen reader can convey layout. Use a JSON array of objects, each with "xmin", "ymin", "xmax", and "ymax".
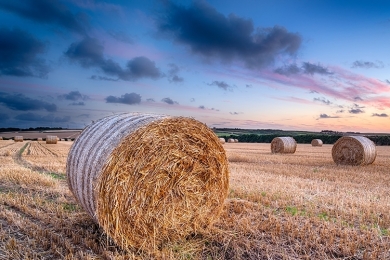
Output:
[
  {"xmin": 372, "ymin": 113, "xmax": 388, "ymax": 117},
  {"xmin": 106, "ymin": 93, "xmax": 141, "ymax": 105},
  {"xmin": 351, "ymin": 60, "xmax": 384, "ymax": 69},
  {"xmin": 161, "ymin": 97, "xmax": 178, "ymax": 105},
  {"xmin": 317, "ymin": 114, "xmax": 340, "ymax": 119},
  {"xmin": 207, "ymin": 80, "xmax": 232, "ymax": 91}
]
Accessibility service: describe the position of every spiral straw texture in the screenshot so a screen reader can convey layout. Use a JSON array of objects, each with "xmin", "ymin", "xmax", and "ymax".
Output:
[{"xmin": 332, "ymin": 136, "xmax": 376, "ymax": 165}]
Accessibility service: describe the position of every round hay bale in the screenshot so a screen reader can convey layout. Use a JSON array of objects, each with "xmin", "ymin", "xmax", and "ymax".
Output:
[
  {"xmin": 0, "ymin": 137, "xmax": 3, "ymax": 140},
  {"xmin": 219, "ymin": 137, "xmax": 226, "ymax": 144},
  {"xmin": 14, "ymin": 136, "xmax": 23, "ymax": 142},
  {"xmin": 234, "ymin": 139, "xmax": 238, "ymax": 143},
  {"xmin": 46, "ymin": 135, "xmax": 58, "ymax": 144},
  {"xmin": 271, "ymin": 137, "xmax": 296, "ymax": 154},
  {"xmin": 37, "ymin": 138, "xmax": 43, "ymax": 141},
  {"xmin": 311, "ymin": 139, "xmax": 323, "ymax": 147},
  {"xmin": 66, "ymin": 113, "xmax": 229, "ymax": 251},
  {"xmin": 332, "ymin": 136, "xmax": 376, "ymax": 165},
  {"xmin": 227, "ymin": 138, "xmax": 235, "ymax": 143}
]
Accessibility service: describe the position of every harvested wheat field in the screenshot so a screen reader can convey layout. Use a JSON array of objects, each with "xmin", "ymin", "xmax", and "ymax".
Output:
[{"xmin": 1, "ymin": 141, "xmax": 390, "ymax": 259}]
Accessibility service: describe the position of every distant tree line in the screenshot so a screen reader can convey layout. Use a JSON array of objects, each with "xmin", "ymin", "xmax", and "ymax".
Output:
[
  {"xmin": 0, "ymin": 127, "xmax": 65, "ymax": 132},
  {"xmin": 223, "ymin": 134, "xmax": 390, "ymax": 146}
]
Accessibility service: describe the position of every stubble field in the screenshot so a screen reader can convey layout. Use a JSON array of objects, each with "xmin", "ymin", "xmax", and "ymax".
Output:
[{"xmin": 0, "ymin": 140, "xmax": 389, "ymax": 259}]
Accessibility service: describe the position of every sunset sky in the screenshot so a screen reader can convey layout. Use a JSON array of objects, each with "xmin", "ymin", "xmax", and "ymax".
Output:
[{"xmin": 0, "ymin": 0, "xmax": 389, "ymax": 132}]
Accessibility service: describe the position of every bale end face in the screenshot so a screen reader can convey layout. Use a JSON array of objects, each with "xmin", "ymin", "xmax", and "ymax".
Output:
[{"xmin": 332, "ymin": 136, "xmax": 376, "ymax": 165}]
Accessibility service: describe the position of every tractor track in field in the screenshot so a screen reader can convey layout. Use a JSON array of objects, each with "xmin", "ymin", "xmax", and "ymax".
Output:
[{"xmin": 11, "ymin": 142, "xmax": 65, "ymax": 180}]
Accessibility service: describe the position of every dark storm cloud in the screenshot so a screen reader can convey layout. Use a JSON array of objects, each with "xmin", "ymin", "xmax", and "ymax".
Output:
[
  {"xmin": 15, "ymin": 113, "xmax": 70, "ymax": 122},
  {"xmin": 313, "ymin": 97, "xmax": 331, "ymax": 105},
  {"xmin": 302, "ymin": 62, "xmax": 332, "ymax": 75},
  {"xmin": 70, "ymin": 102, "xmax": 85, "ymax": 106},
  {"xmin": 349, "ymin": 108, "xmax": 364, "ymax": 114},
  {"xmin": 372, "ymin": 113, "xmax": 388, "ymax": 117},
  {"xmin": 0, "ymin": 0, "xmax": 87, "ymax": 35},
  {"xmin": 318, "ymin": 114, "xmax": 339, "ymax": 119},
  {"xmin": 351, "ymin": 60, "xmax": 384, "ymax": 69},
  {"xmin": 161, "ymin": 97, "xmax": 178, "ymax": 105},
  {"xmin": 157, "ymin": 1, "xmax": 301, "ymax": 68},
  {"xmin": 65, "ymin": 37, "xmax": 162, "ymax": 81},
  {"xmin": 0, "ymin": 113, "xmax": 10, "ymax": 121},
  {"xmin": 0, "ymin": 27, "xmax": 48, "ymax": 78},
  {"xmin": 274, "ymin": 63, "xmax": 300, "ymax": 76},
  {"xmin": 58, "ymin": 91, "xmax": 89, "ymax": 101},
  {"xmin": 167, "ymin": 63, "xmax": 184, "ymax": 83},
  {"xmin": 207, "ymin": 81, "xmax": 231, "ymax": 91},
  {"xmin": 0, "ymin": 92, "xmax": 56, "ymax": 112},
  {"xmin": 105, "ymin": 93, "xmax": 141, "ymax": 105}
]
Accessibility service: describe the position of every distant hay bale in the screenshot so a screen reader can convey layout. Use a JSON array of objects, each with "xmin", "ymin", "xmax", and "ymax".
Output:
[
  {"xmin": 0, "ymin": 137, "xmax": 3, "ymax": 140},
  {"xmin": 37, "ymin": 138, "xmax": 43, "ymax": 141},
  {"xmin": 14, "ymin": 136, "xmax": 23, "ymax": 142},
  {"xmin": 234, "ymin": 139, "xmax": 239, "ymax": 143},
  {"xmin": 332, "ymin": 136, "xmax": 376, "ymax": 165},
  {"xmin": 46, "ymin": 135, "xmax": 58, "ymax": 144},
  {"xmin": 271, "ymin": 137, "xmax": 297, "ymax": 154},
  {"xmin": 311, "ymin": 139, "xmax": 323, "ymax": 147},
  {"xmin": 66, "ymin": 113, "xmax": 229, "ymax": 252},
  {"xmin": 228, "ymin": 138, "xmax": 235, "ymax": 143},
  {"xmin": 60, "ymin": 138, "xmax": 65, "ymax": 141},
  {"xmin": 219, "ymin": 137, "xmax": 226, "ymax": 144}
]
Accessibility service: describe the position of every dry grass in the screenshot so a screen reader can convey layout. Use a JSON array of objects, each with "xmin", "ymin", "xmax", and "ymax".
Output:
[{"xmin": 1, "ymin": 141, "xmax": 390, "ymax": 259}]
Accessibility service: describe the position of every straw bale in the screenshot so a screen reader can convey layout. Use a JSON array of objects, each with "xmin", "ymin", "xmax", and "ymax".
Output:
[
  {"xmin": 61, "ymin": 138, "xmax": 65, "ymax": 141},
  {"xmin": 219, "ymin": 137, "xmax": 226, "ymax": 144},
  {"xmin": 311, "ymin": 139, "xmax": 323, "ymax": 147},
  {"xmin": 227, "ymin": 138, "xmax": 235, "ymax": 143},
  {"xmin": 271, "ymin": 137, "xmax": 296, "ymax": 153},
  {"xmin": 332, "ymin": 136, "xmax": 376, "ymax": 165},
  {"xmin": 14, "ymin": 136, "xmax": 23, "ymax": 142},
  {"xmin": 46, "ymin": 135, "xmax": 58, "ymax": 144},
  {"xmin": 0, "ymin": 137, "xmax": 2, "ymax": 140},
  {"xmin": 37, "ymin": 138, "xmax": 43, "ymax": 141},
  {"xmin": 66, "ymin": 113, "xmax": 229, "ymax": 252},
  {"xmin": 234, "ymin": 139, "xmax": 239, "ymax": 143}
]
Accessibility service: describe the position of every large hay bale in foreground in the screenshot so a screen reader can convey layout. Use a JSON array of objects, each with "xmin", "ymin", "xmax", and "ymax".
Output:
[
  {"xmin": 219, "ymin": 137, "xmax": 226, "ymax": 144},
  {"xmin": 271, "ymin": 137, "xmax": 296, "ymax": 153},
  {"xmin": 332, "ymin": 136, "xmax": 376, "ymax": 165},
  {"xmin": 46, "ymin": 136, "xmax": 57, "ymax": 144},
  {"xmin": 311, "ymin": 139, "xmax": 323, "ymax": 147},
  {"xmin": 66, "ymin": 113, "xmax": 229, "ymax": 251},
  {"xmin": 14, "ymin": 136, "xmax": 23, "ymax": 142}
]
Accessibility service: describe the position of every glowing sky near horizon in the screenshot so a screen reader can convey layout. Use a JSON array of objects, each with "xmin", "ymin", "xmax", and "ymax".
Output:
[{"xmin": 0, "ymin": 0, "xmax": 389, "ymax": 132}]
